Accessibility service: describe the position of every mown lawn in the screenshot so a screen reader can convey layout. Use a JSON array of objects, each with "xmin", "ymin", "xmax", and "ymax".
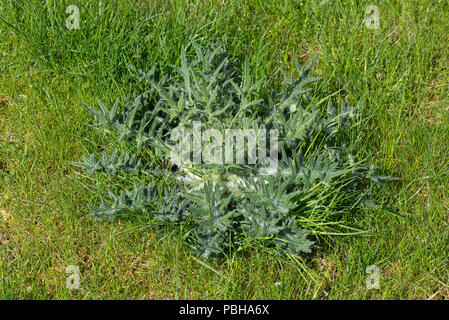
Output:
[{"xmin": 0, "ymin": 0, "xmax": 448, "ymax": 299}]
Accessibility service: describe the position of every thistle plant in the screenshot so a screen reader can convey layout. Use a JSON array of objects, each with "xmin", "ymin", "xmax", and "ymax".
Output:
[{"xmin": 75, "ymin": 40, "xmax": 384, "ymax": 258}]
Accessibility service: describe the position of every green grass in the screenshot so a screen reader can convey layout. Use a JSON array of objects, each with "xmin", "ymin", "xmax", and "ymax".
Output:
[{"xmin": 0, "ymin": 0, "xmax": 448, "ymax": 299}]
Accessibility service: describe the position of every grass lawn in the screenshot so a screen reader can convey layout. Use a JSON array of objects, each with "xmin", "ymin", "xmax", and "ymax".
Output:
[{"xmin": 0, "ymin": 0, "xmax": 448, "ymax": 299}]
